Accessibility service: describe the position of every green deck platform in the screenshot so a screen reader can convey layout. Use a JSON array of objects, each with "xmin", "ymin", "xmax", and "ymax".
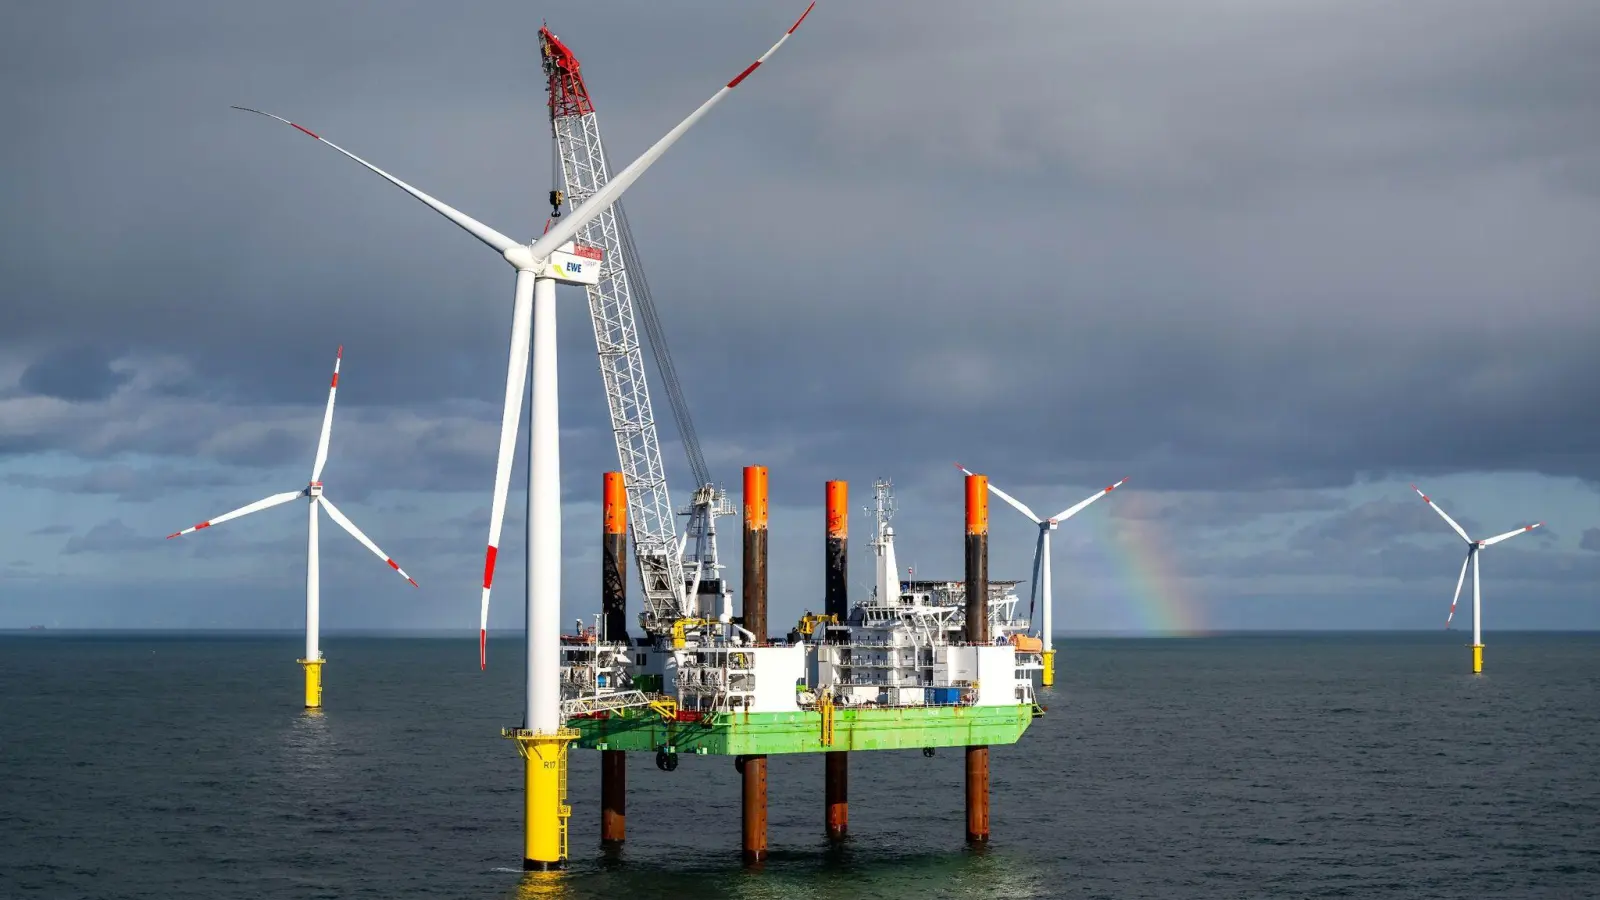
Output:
[{"xmin": 568, "ymin": 703, "xmax": 1038, "ymax": 755}]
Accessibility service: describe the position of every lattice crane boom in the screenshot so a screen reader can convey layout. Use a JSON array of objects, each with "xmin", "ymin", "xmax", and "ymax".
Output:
[{"xmin": 540, "ymin": 26, "xmax": 729, "ymax": 637}]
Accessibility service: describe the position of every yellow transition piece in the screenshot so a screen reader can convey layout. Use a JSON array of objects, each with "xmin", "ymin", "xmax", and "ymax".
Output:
[
  {"xmin": 512, "ymin": 729, "xmax": 579, "ymax": 870},
  {"xmin": 298, "ymin": 658, "xmax": 324, "ymax": 709}
]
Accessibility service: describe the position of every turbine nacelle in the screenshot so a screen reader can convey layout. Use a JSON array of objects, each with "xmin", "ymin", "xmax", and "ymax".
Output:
[
  {"xmin": 307, "ymin": 481, "xmax": 324, "ymax": 498},
  {"xmin": 503, "ymin": 241, "xmax": 604, "ymax": 286}
]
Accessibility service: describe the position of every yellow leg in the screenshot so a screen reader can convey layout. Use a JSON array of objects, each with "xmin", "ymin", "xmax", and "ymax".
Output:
[
  {"xmin": 298, "ymin": 658, "xmax": 324, "ymax": 709},
  {"xmin": 511, "ymin": 729, "xmax": 577, "ymax": 871},
  {"xmin": 1472, "ymin": 644, "xmax": 1484, "ymax": 674},
  {"xmin": 1041, "ymin": 649, "xmax": 1056, "ymax": 687}
]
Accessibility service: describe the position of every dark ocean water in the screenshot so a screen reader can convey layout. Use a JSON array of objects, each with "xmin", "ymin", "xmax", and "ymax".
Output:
[{"xmin": 2, "ymin": 631, "xmax": 1597, "ymax": 899}]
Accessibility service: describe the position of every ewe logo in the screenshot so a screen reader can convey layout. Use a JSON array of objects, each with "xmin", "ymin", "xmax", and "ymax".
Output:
[{"xmin": 551, "ymin": 243, "xmax": 601, "ymax": 281}]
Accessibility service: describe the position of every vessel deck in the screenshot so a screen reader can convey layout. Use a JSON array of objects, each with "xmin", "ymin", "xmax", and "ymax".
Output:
[{"xmin": 568, "ymin": 703, "xmax": 1037, "ymax": 755}]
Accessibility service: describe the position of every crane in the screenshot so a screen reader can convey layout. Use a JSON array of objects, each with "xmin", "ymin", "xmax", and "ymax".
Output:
[{"xmin": 540, "ymin": 25, "xmax": 736, "ymax": 642}]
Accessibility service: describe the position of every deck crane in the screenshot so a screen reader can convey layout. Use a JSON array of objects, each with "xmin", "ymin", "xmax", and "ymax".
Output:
[{"xmin": 540, "ymin": 26, "xmax": 737, "ymax": 643}]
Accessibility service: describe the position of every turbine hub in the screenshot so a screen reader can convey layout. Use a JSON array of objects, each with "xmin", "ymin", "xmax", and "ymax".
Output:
[
  {"xmin": 308, "ymin": 482, "xmax": 324, "ymax": 498},
  {"xmin": 503, "ymin": 244, "xmax": 539, "ymax": 271}
]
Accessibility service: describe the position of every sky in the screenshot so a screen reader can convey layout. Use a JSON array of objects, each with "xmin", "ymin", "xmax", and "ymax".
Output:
[{"xmin": 2, "ymin": 0, "xmax": 1598, "ymax": 637}]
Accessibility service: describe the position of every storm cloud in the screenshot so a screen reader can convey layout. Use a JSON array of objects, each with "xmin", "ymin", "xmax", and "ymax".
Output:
[{"xmin": 2, "ymin": 1, "xmax": 1597, "ymax": 632}]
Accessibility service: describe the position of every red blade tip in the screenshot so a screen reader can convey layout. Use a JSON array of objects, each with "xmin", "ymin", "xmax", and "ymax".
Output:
[
  {"xmin": 789, "ymin": 1, "xmax": 816, "ymax": 34},
  {"xmin": 482, "ymin": 545, "xmax": 499, "ymax": 589}
]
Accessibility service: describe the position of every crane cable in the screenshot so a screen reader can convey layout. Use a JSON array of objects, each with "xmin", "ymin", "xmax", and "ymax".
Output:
[
  {"xmin": 601, "ymin": 145, "xmax": 712, "ymax": 489},
  {"xmin": 548, "ymin": 128, "xmax": 708, "ymax": 489}
]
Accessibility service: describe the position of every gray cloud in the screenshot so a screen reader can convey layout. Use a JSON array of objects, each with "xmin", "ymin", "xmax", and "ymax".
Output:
[
  {"xmin": 1, "ymin": 1, "xmax": 1594, "ymax": 496},
  {"xmin": 1107, "ymin": 488, "xmax": 1348, "ymax": 525},
  {"xmin": 1, "ymin": 1, "xmax": 1597, "ymax": 628},
  {"xmin": 802, "ymin": 2, "xmax": 1600, "ymax": 191},
  {"xmin": 1191, "ymin": 542, "xmax": 1598, "ymax": 587},
  {"xmin": 1582, "ymin": 528, "xmax": 1600, "ymax": 553},
  {"xmin": 16, "ymin": 344, "xmax": 130, "ymax": 402},
  {"xmin": 62, "ymin": 519, "xmax": 145, "ymax": 555},
  {"xmin": 2, "ymin": 560, "xmax": 42, "ymax": 581},
  {"xmin": 1286, "ymin": 498, "xmax": 1476, "ymax": 552},
  {"xmin": 6, "ymin": 463, "xmax": 245, "ymax": 502}
]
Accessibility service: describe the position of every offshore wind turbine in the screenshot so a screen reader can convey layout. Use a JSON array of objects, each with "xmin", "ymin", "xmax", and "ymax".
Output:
[
  {"xmin": 957, "ymin": 464, "xmax": 1125, "ymax": 687},
  {"xmin": 233, "ymin": 4, "xmax": 813, "ymax": 871},
  {"xmin": 1411, "ymin": 484, "xmax": 1542, "ymax": 674},
  {"xmin": 166, "ymin": 347, "xmax": 418, "ymax": 708}
]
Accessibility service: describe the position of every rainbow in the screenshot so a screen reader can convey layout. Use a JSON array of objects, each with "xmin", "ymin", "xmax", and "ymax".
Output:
[{"xmin": 1081, "ymin": 490, "xmax": 1206, "ymax": 636}]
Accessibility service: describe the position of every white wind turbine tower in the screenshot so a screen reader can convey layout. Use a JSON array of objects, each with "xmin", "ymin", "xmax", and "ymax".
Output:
[
  {"xmin": 1411, "ymin": 484, "xmax": 1542, "ymax": 674},
  {"xmin": 957, "ymin": 464, "xmax": 1126, "ymax": 687},
  {"xmin": 166, "ymin": 346, "xmax": 418, "ymax": 709},
  {"xmin": 233, "ymin": 4, "xmax": 813, "ymax": 871}
]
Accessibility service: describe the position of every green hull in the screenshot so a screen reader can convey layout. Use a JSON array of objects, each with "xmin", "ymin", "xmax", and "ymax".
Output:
[{"xmin": 569, "ymin": 704, "xmax": 1036, "ymax": 755}]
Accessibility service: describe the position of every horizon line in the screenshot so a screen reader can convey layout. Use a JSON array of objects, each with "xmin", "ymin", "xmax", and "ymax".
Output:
[{"xmin": 4, "ymin": 627, "xmax": 1599, "ymax": 638}]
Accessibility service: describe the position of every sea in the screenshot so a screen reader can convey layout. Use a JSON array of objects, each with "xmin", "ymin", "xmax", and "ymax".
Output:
[{"xmin": 2, "ymin": 631, "xmax": 1597, "ymax": 899}]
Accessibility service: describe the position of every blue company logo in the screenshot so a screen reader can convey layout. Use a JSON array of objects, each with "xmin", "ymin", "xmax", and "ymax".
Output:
[{"xmin": 565, "ymin": 261, "xmax": 583, "ymax": 274}]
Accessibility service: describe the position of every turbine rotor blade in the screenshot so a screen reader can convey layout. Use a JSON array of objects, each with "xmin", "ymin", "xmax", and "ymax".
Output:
[
  {"xmin": 480, "ymin": 272, "xmax": 535, "ymax": 669},
  {"xmin": 1050, "ymin": 477, "xmax": 1129, "ymax": 524},
  {"xmin": 1411, "ymin": 484, "xmax": 1471, "ymax": 543},
  {"xmin": 310, "ymin": 345, "xmax": 342, "ymax": 483},
  {"xmin": 232, "ymin": 107, "xmax": 520, "ymax": 257},
  {"xmin": 525, "ymin": 3, "xmax": 815, "ymax": 262},
  {"xmin": 166, "ymin": 490, "xmax": 304, "ymax": 538},
  {"xmin": 317, "ymin": 496, "xmax": 418, "ymax": 587},
  {"xmin": 953, "ymin": 462, "xmax": 1040, "ymax": 523},
  {"xmin": 1480, "ymin": 523, "xmax": 1543, "ymax": 547},
  {"xmin": 1446, "ymin": 551, "xmax": 1470, "ymax": 628},
  {"xmin": 988, "ymin": 482, "xmax": 1040, "ymax": 524},
  {"xmin": 1028, "ymin": 528, "xmax": 1044, "ymax": 626}
]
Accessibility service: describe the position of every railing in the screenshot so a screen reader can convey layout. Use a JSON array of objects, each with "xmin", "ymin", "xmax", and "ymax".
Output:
[
  {"xmin": 557, "ymin": 740, "xmax": 571, "ymax": 859},
  {"xmin": 819, "ymin": 692, "xmax": 835, "ymax": 746},
  {"xmin": 559, "ymin": 689, "xmax": 652, "ymax": 719}
]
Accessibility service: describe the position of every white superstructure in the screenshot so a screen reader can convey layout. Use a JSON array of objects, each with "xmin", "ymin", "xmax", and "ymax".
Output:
[
  {"xmin": 559, "ymin": 479, "xmax": 1040, "ymax": 727},
  {"xmin": 805, "ymin": 479, "xmax": 1039, "ymax": 708}
]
